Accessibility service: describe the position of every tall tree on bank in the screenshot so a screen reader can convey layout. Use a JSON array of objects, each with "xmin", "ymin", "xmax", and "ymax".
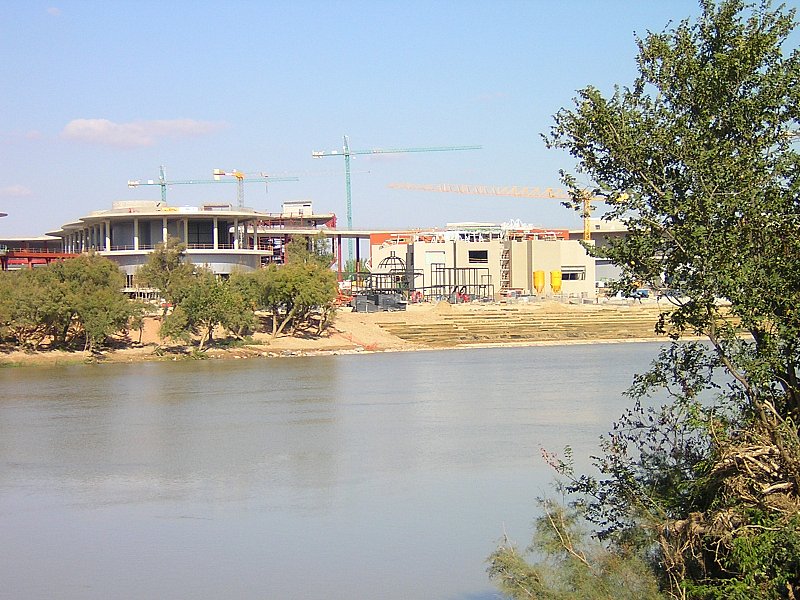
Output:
[
  {"xmin": 136, "ymin": 237, "xmax": 196, "ymax": 316},
  {"xmin": 234, "ymin": 237, "xmax": 338, "ymax": 338},
  {"xmin": 159, "ymin": 269, "xmax": 254, "ymax": 351},
  {"xmin": 490, "ymin": 2, "xmax": 800, "ymax": 599}
]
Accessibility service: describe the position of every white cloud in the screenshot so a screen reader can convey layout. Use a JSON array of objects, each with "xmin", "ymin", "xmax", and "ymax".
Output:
[
  {"xmin": 0, "ymin": 185, "xmax": 33, "ymax": 198},
  {"xmin": 476, "ymin": 91, "xmax": 508, "ymax": 103},
  {"xmin": 61, "ymin": 118, "xmax": 227, "ymax": 148}
]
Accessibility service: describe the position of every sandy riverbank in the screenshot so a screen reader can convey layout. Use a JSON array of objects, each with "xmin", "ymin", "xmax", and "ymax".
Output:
[{"xmin": 0, "ymin": 299, "xmax": 673, "ymax": 368}]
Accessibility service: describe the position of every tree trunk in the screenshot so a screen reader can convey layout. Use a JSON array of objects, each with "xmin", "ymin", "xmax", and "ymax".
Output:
[{"xmin": 273, "ymin": 307, "xmax": 297, "ymax": 338}]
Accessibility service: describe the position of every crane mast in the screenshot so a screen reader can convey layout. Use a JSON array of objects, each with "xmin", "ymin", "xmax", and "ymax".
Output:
[{"xmin": 312, "ymin": 136, "xmax": 481, "ymax": 266}]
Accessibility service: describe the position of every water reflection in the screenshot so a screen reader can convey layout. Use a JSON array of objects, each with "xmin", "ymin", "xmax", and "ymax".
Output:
[{"xmin": 0, "ymin": 343, "xmax": 662, "ymax": 599}]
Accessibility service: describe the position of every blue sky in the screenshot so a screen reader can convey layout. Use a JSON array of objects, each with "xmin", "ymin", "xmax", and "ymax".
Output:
[{"xmin": 2, "ymin": 1, "xmax": 789, "ymax": 236}]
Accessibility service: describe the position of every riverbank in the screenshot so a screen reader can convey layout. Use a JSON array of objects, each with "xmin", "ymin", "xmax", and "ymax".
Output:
[{"xmin": 0, "ymin": 299, "xmax": 674, "ymax": 367}]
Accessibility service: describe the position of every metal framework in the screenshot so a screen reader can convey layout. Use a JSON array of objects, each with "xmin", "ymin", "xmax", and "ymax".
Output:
[{"xmin": 427, "ymin": 263, "xmax": 494, "ymax": 302}]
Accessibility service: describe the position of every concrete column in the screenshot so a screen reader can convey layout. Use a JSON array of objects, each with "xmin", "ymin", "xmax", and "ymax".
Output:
[
  {"xmin": 336, "ymin": 234, "xmax": 343, "ymax": 281},
  {"xmin": 133, "ymin": 218, "xmax": 139, "ymax": 250},
  {"xmin": 162, "ymin": 217, "xmax": 168, "ymax": 244},
  {"xmin": 233, "ymin": 218, "xmax": 239, "ymax": 250},
  {"xmin": 105, "ymin": 220, "xmax": 111, "ymax": 251},
  {"xmin": 213, "ymin": 217, "xmax": 219, "ymax": 250},
  {"xmin": 183, "ymin": 218, "xmax": 189, "ymax": 246}
]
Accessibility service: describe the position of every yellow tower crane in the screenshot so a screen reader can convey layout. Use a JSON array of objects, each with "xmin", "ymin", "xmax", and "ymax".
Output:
[
  {"xmin": 387, "ymin": 182, "xmax": 602, "ymax": 241},
  {"xmin": 128, "ymin": 166, "xmax": 298, "ymax": 208}
]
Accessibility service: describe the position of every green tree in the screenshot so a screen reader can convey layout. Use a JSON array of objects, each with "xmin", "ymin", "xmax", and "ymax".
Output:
[
  {"xmin": 159, "ymin": 269, "xmax": 253, "ymax": 350},
  {"xmin": 491, "ymin": 2, "xmax": 800, "ymax": 598},
  {"xmin": 136, "ymin": 237, "xmax": 196, "ymax": 316},
  {"xmin": 0, "ymin": 255, "xmax": 141, "ymax": 351},
  {"xmin": 55, "ymin": 254, "xmax": 144, "ymax": 351},
  {"xmin": 0, "ymin": 267, "xmax": 66, "ymax": 349},
  {"xmin": 232, "ymin": 237, "xmax": 339, "ymax": 338},
  {"xmin": 284, "ymin": 234, "xmax": 335, "ymax": 270}
]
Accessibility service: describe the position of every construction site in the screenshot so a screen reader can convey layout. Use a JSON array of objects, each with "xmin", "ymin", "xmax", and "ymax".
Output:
[{"xmin": 0, "ymin": 139, "xmax": 643, "ymax": 343}]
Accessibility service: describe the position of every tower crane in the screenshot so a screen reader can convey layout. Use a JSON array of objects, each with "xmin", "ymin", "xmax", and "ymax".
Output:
[
  {"xmin": 387, "ymin": 181, "xmax": 602, "ymax": 241},
  {"xmin": 312, "ymin": 136, "xmax": 481, "ymax": 263},
  {"xmin": 212, "ymin": 168, "xmax": 300, "ymax": 208},
  {"xmin": 127, "ymin": 165, "xmax": 299, "ymax": 208}
]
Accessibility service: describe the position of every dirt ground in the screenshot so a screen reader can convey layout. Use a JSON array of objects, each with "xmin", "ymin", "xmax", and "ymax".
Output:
[{"xmin": 0, "ymin": 299, "xmax": 671, "ymax": 367}]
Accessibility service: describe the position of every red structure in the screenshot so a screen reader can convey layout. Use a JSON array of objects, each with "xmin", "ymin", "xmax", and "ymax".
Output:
[{"xmin": 0, "ymin": 248, "xmax": 77, "ymax": 271}]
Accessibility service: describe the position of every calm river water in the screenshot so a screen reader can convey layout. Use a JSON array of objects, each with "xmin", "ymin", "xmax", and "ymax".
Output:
[{"xmin": 0, "ymin": 343, "xmax": 663, "ymax": 600}]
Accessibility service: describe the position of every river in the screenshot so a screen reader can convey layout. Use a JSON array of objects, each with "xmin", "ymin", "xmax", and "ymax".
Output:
[{"xmin": 0, "ymin": 342, "xmax": 663, "ymax": 600}]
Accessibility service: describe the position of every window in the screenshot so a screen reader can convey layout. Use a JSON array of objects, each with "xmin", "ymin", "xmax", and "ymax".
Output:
[
  {"xmin": 187, "ymin": 220, "xmax": 214, "ymax": 246},
  {"xmin": 561, "ymin": 267, "xmax": 586, "ymax": 281},
  {"xmin": 468, "ymin": 250, "xmax": 488, "ymax": 264}
]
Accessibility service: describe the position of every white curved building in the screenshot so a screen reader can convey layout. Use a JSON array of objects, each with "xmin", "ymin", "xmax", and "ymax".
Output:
[{"xmin": 48, "ymin": 200, "xmax": 336, "ymax": 284}]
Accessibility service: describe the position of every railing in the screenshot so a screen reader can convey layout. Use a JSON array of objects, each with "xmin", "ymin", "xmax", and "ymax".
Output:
[
  {"xmin": 4, "ymin": 247, "xmax": 67, "ymax": 254},
  {"xmin": 99, "ymin": 243, "xmax": 258, "ymax": 251}
]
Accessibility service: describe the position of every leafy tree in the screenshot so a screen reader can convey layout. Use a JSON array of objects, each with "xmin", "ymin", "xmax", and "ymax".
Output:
[
  {"xmin": 53, "ymin": 253, "xmax": 144, "ymax": 351},
  {"xmin": 236, "ymin": 238, "xmax": 338, "ymax": 338},
  {"xmin": 0, "ymin": 255, "xmax": 142, "ymax": 351},
  {"xmin": 159, "ymin": 269, "xmax": 253, "ymax": 350},
  {"xmin": 285, "ymin": 233, "xmax": 334, "ymax": 269},
  {"xmin": 136, "ymin": 237, "xmax": 196, "ymax": 316},
  {"xmin": 0, "ymin": 267, "xmax": 65, "ymax": 349},
  {"xmin": 492, "ymin": 2, "xmax": 800, "ymax": 598}
]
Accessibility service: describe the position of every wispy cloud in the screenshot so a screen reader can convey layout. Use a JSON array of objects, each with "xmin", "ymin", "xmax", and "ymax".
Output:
[
  {"xmin": 61, "ymin": 118, "xmax": 227, "ymax": 148},
  {"xmin": 46, "ymin": 7, "xmax": 61, "ymax": 16},
  {"xmin": 0, "ymin": 185, "xmax": 33, "ymax": 198},
  {"xmin": 476, "ymin": 91, "xmax": 508, "ymax": 103}
]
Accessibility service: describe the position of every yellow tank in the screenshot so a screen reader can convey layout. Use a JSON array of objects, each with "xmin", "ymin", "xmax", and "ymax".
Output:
[
  {"xmin": 533, "ymin": 270, "xmax": 545, "ymax": 294},
  {"xmin": 550, "ymin": 271, "xmax": 562, "ymax": 294}
]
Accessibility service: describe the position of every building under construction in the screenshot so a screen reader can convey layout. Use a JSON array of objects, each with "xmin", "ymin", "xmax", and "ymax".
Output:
[{"xmin": 364, "ymin": 221, "xmax": 596, "ymax": 302}]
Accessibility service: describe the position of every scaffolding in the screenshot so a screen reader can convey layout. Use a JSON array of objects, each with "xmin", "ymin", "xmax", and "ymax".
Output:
[
  {"xmin": 355, "ymin": 252, "xmax": 424, "ymax": 297},
  {"xmin": 427, "ymin": 263, "xmax": 494, "ymax": 302}
]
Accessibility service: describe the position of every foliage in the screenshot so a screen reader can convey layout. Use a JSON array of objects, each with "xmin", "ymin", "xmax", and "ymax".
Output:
[
  {"xmin": 141, "ymin": 236, "xmax": 336, "ymax": 347},
  {"xmin": 284, "ymin": 233, "xmax": 334, "ymax": 269},
  {"xmin": 0, "ymin": 254, "xmax": 143, "ymax": 351},
  {"xmin": 0, "ymin": 267, "xmax": 66, "ymax": 349},
  {"xmin": 488, "ymin": 497, "xmax": 665, "ymax": 600},
  {"xmin": 495, "ymin": 2, "xmax": 800, "ymax": 599},
  {"xmin": 136, "ymin": 237, "xmax": 196, "ymax": 315},
  {"xmin": 237, "ymin": 237, "xmax": 339, "ymax": 338},
  {"xmin": 159, "ymin": 269, "xmax": 253, "ymax": 350}
]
